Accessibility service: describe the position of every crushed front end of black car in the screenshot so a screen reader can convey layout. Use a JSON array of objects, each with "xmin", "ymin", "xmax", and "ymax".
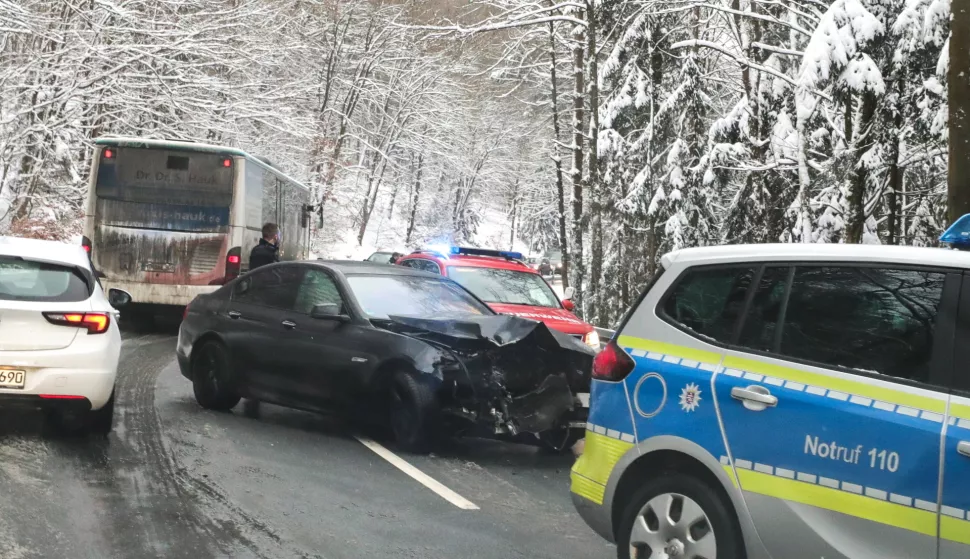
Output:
[{"xmin": 377, "ymin": 315, "xmax": 595, "ymax": 445}]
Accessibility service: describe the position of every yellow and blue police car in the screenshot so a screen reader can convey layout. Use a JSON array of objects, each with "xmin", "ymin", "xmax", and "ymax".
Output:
[{"xmin": 571, "ymin": 234, "xmax": 970, "ymax": 558}]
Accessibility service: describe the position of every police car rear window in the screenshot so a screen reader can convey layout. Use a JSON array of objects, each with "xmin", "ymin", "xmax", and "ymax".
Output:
[
  {"xmin": 779, "ymin": 267, "xmax": 944, "ymax": 383},
  {"xmin": 664, "ymin": 264, "xmax": 945, "ymax": 386}
]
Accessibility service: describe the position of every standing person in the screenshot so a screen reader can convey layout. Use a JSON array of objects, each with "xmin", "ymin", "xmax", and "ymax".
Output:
[{"xmin": 249, "ymin": 222, "xmax": 280, "ymax": 270}]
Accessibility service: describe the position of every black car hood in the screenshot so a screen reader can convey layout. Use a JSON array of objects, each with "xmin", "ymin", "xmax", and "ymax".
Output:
[
  {"xmin": 378, "ymin": 314, "xmax": 595, "ymax": 434},
  {"xmin": 383, "ymin": 314, "xmax": 595, "ymax": 355}
]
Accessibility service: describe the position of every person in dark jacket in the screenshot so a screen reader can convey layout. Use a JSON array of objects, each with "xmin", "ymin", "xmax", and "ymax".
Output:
[{"xmin": 249, "ymin": 222, "xmax": 280, "ymax": 270}]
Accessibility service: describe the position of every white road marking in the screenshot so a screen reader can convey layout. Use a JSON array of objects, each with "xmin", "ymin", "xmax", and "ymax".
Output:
[{"xmin": 353, "ymin": 436, "xmax": 479, "ymax": 510}]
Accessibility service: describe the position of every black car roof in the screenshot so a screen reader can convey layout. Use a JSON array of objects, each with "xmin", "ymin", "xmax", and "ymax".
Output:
[{"xmin": 313, "ymin": 259, "xmax": 439, "ymax": 277}]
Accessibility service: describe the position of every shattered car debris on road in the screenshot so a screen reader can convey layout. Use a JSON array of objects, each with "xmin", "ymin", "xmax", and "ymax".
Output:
[{"xmin": 177, "ymin": 260, "xmax": 594, "ymax": 453}]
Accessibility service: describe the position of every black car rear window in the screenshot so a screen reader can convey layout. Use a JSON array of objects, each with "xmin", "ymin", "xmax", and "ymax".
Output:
[{"xmin": 0, "ymin": 256, "xmax": 91, "ymax": 302}]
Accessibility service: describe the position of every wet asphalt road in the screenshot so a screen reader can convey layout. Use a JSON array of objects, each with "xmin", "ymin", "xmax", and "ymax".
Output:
[{"xmin": 0, "ymin": 316, "xmax": 614, "ymax": 559}]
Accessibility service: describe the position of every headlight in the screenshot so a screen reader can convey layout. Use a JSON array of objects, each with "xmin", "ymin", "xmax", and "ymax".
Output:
[{"xmin": 583, "ymin": 329, "xmax": 600, "ymax": 348}]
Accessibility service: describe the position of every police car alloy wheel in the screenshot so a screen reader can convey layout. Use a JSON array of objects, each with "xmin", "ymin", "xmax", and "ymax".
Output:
[{"xmin": 617, "ymin": 474, "xmax": 743, "ymax": 559}]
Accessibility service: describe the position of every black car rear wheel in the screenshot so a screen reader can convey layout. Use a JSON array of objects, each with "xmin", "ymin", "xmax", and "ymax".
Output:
[
  {"xmin": 389, "ymin": 371, "xmax": 437, "ymax": 454},
  {"xmin": 192, "ymin": 341, "xmax": 241, "ymax": 411}
]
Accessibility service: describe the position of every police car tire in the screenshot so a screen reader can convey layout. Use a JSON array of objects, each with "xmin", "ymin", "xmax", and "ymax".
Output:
[
  {"xmin": 192, "ymin": 341, "xmax": 241, "ymax": 411},
  {"xmin": 389, "ymin": 371, "xmax": 437, "ymax": 454},
  {"xmin": 616, "ymin": 473, "xmax": 744, "ymax": 559}
]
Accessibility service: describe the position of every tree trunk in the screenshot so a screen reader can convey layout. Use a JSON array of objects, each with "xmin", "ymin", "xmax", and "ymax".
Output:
[
  {"xmin": 885, "ymin": 77, "xmax": 906, "ymax": 245},
  {"xmin": 844, "ymin": 92, "xmax": 878, "ymax": 244},
  {"xmin": 569, "ymin": 23, "xmax": 586, "ymax": 315},
  {"xmin": 949, "ymin": 1, "xmax": 970, "ymax": 225},
  {"xmin": 509, "ymin": 179, "xmax": 519, "ymax": 250},
  {"xmin": 585, "ymin": 0, "xmax": 602, "ymax": 325},
  {"xmin": 405, "ymin": 153, "xmax": 423, "ymax": 246},
  {"xmin": 548, "ymin": 19, "xmax": 570, "ymax": 289},
  {"xmin": 357, "ymin": 156, "xmax": 389, "ymax": 246},
  {"xmin": 795, "ymin": 91, "xmax": 814, "ymax": 243}
]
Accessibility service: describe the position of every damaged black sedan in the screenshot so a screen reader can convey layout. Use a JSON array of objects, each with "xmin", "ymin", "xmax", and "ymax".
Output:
[{"xmin": 176, "ymin": 260, "xmax": 594, "ymax": 453}]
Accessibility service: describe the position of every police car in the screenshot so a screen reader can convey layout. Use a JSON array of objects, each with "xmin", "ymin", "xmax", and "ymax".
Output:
[{"xmin": 571, "ymin": 232, "xmax": 970, "ymax": 558}]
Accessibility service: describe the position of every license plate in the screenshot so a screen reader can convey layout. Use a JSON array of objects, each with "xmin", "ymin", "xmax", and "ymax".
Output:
[
  {"xmin": 0, "ymin": 369, "xmax": 25, "ymax": 389},
  {"xmin": 577, "ymin": 392, "xmax": 590, "ymax": 407}
]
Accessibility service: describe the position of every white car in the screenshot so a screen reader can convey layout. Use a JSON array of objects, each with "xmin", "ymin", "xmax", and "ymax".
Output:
[{"xmin": 0, "ymin": 236, "xmax": 129, "ymax": 434}]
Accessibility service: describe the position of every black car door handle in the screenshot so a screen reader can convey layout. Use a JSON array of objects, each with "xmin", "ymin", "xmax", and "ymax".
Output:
[
  {"xmin": 228, "ymin": 311, "xmax": 241, "ymax": 319},
  {"xmin": 281, "ymin": 320, "xmax": 297, "ymax": 330}
]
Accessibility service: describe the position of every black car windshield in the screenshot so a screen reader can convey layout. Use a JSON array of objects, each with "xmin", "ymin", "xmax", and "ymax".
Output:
[
  {"xmin": 446, "ymin": 266, "xmax": 560, "ymax": 308},
  {"xmin": 347, "ymin": 274, "xmax": 491, "ymax": 319}
]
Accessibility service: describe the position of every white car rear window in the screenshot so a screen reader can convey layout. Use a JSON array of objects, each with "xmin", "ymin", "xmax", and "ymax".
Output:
[{"xmin": 0, "ymin": 256, "xmax": 90, "ymax": 302}]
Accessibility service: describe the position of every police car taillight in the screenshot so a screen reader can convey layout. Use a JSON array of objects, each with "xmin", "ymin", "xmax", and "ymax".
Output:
[{"xmin": 592, "ymin": 341, "xmax": 635, "ymax": 381}]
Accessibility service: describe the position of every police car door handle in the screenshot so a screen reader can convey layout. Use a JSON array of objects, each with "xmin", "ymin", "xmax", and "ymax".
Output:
[
  {"xmin": 731, "ymin": 386, "xmax": 778, "ymax": 411},
  {"xmin": 958, "ymin": 441, "xmax": 970, "ymax": 458},
  {"xmin": 227, "ymin": 310, "xmax": 241, "ymax": 319},
  {"xmin": 281, "ymin": 320, "xmax": 297, "ymax": 330}
]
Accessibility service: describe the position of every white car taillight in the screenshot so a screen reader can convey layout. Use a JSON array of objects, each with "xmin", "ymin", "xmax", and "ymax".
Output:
[{"xmin": 43, "ymin": 312, "xmax": 110, "ymax": 334}]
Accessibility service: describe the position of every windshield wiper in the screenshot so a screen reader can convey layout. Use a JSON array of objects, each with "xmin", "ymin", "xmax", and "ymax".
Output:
[{"xmin": 485, "ymin": 300, "xmax": 558, "ymax": 309}]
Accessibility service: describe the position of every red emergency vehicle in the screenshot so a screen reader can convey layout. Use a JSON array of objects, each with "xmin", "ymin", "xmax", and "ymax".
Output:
[{"xmin": 396, "ymin": 247, "xmax": 599, "ymax": 348}]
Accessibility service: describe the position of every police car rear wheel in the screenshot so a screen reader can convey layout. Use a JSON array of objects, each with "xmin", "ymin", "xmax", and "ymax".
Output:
[{"xmin": 617, "ymin": 474, "xmax": 743, "ymax": 559}]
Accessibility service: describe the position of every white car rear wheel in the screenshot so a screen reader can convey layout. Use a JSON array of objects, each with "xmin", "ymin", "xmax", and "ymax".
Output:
[{"xmin": 88, "ymin": 390, "xmax": 115, "ymax": 435}]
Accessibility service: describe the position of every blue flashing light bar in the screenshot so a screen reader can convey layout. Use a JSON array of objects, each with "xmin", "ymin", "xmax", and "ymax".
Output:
[
  {"xmin": 940, "ymin": 214, "xmax": 970, "ymax": 250},
  {"xmin": 416, "ymin": 246, "xmax": 525, "ymax": 260},
  {"xmin": 450, "ymin": 246, "xmax": 525, "ymax": 260},
  {"xmin": 423, "ymin": 244, "xmax": 453, "ymax": 258}
]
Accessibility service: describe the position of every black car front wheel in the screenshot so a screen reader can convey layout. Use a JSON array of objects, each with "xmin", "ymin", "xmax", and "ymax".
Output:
[
  {"xmin": 388, "ymin": 371, "xmax": 437, "ymax": 454},
  {"xmin": 192, "ymin": 341, "xmax": 241, "ymax": 411},
  {"xmin": 537, "ymin": 427, "xmax": 583, "ymax": 453}
]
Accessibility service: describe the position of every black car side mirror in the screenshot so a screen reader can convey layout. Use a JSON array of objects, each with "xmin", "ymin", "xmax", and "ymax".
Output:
[
  {"xmin": 311, "ymin": 303, "xmax": 349, "ymax": 322},
  {"xmin": 108, "ymin": 288, "xmax": 132, "ymax": 308}
]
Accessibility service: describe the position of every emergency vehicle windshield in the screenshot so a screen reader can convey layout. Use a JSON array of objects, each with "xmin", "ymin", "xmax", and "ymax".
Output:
[{"xmin": 447, "ymin": 266, "xmax": 560, "ymax": 308}]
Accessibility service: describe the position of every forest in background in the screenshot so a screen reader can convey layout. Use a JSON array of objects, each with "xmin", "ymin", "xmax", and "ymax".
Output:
[{"xmin": 0, "ymin": 0, "xmax": 953, "ymax": 327}]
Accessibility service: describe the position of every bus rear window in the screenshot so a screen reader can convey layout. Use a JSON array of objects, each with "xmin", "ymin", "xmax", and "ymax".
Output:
[{"xmin": 96, "ymin": 147, "xmax": 233, "ymax": 207}]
